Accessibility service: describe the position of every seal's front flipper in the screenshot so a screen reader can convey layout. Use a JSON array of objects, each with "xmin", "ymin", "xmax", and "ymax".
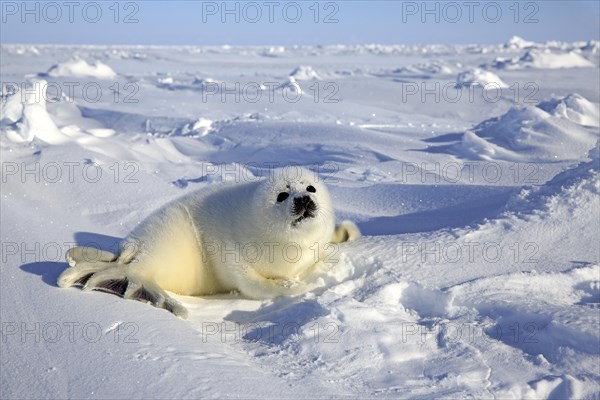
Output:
[
  {"xmin": 66, "ymin": 247, "xmax": 118, "ymax": 267},
  {"xmin": 58, "ymin": 261, "xmax": 118, "ymax": 288},
  {"xmin": 234, "ymin": 268, "xmax": 309, "ymax": 299},
  {"xmin": 331, "ymin": 220, "xmax": 361, "ymax": 243}
]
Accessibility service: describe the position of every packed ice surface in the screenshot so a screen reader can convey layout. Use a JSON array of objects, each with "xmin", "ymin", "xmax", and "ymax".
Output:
[{"xmin": 1, "ymin": 39, "xmax": 599, "ymax": 399}]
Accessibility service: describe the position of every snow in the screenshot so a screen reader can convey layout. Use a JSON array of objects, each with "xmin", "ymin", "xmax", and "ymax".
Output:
[
  {"xmin": 443, "ymin": 101, "xmax": 598, "ymax": 162},
  {"xmin": 289, "ymin": 65, "xmax": 322, "ymax": 80},
  {"xmin": 539, "ymin": 93, "xmax": 600, "ymax": 127},
  {"xmin": 176, "ymin": 117, "xmax": 214, "ymax": 137},
  {"xmin": 518, "ymin": 50, "xmax": 597, "ymax": 69},
  {"xmin": 455, "ymin": 68, "xmax": 509, "ymax": 89},
  {"xmin": 1, "ymin": 39, "xmax": 599, "ymax": 399},
  {"xmin": 491, "ymin": 49, "xmax": 596, "ymax": 70},
  {"xmin": 504, "ymin": 36, "xmax": 538, "ymax": 50},
  {"xmin": 2, "ymin": 80, "xmax": 72, "ymax": 144},
  {"xmin": 399, "ymin": 62, "xmax": 453, "ymax": 75}
]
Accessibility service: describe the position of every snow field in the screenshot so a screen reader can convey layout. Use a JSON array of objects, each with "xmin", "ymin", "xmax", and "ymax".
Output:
[{"xmin": 1, "ymin": 38, "xmax": 599, "ymax": 399}]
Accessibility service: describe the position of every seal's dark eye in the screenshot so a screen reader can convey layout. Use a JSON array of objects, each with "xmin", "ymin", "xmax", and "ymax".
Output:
[
  {"xmin": 277, "ymin": 192, "xmax": 289, "ymax": 202},
  {"xmin": 306, "ymin": 185, "xmax": 316, "ymax": 193}
]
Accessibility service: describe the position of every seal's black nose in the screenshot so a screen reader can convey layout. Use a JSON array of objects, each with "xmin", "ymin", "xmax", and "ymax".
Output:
[
  {"xmin": 293, "ymin": 196, "xmax": 316, "ymax": 216},
  {"xmin": 295, "ymin": 195, "xmax": 311, "ymax": 206}
]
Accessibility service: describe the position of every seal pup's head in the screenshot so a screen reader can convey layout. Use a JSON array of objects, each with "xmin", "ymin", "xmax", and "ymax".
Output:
[{"xmin": 252, "ymin": 166, "xmax": 335, "ymax": 242}]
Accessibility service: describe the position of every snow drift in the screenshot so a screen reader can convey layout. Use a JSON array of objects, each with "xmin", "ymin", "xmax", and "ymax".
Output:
[
  {"xmin": 503, "ymin": 35, "xmax": 538, "ymax": 50},
  {"xmin": 1, "ymin": 80, "xmax": 71, "ymax": 144},
  {"xmin": 447, "ymin": 94, "xmax": 598, "ymax": 162},
  {"xmin": 46, "ymin": 59, "xmax": 117, "ymax": 79},
  {"xmin": 289, "ymin": 65, "xmax": 321, "ymax": 80},
  {"xmin": 491, "ymin": 49, "xmax": 596, "ymax": 70},
  {"xmin": 455, "ymin": 68, "xmax": 508, "ymax": 89}
]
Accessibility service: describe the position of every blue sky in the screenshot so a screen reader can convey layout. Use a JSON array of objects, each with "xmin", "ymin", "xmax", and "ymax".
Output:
[{"xmin": 1, "ymin": 1, "xmax": 599, "ymax": 45}]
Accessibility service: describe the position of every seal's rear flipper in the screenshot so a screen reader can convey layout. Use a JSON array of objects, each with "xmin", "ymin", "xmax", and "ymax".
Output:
[
  {"xmin": 59, "ymin": 248, "xmax": 189, "ymax": 318},
  {"xmin": 331, "ymin": 220, "xmax": 361, "ymax": 243},
  {"xmin": 58, "ymin": 262, "xmax": 188, "ymax": 319}
]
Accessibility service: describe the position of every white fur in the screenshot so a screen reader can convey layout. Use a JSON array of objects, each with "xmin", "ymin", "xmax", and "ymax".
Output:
[{"xmin": 58, "ymin": 167, "xmax": 360, "ymax": 317}]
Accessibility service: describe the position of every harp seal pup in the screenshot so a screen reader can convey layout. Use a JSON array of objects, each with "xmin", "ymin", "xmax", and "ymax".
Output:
[{"xmin": 58, "ymin": 167, "xmax": 360, "ymax": 318}]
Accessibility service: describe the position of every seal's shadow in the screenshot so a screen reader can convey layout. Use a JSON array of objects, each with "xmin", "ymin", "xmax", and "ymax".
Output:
[
  {"xmin": 20, "ymin": 231, "xmax": 122, "ymax": 288},
  {"xmin": 20, "ymin": 261, "xmax": 66, "ymax": 287},
  {"xmin": 73, "ymin": 232, "xmax": 122, "ymax": 254},
  {"xmin": 224, "ymin": 297, "xmax": 329, "ymax": 346}
]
